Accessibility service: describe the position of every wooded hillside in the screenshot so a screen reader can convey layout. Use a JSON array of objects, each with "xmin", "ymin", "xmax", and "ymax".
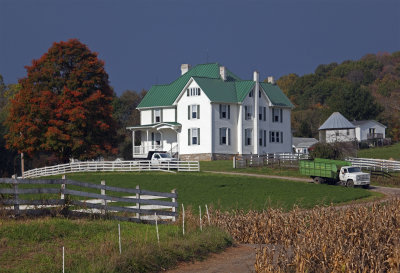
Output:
[{"xmin": 275, "ymin": 52, "xmax": 400, "ymax": 141}]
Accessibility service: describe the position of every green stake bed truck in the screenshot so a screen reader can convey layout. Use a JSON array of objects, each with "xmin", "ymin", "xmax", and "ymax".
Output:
[{"xmin": 300, "ymin": 158, "xmax": 370, "ymax": 188}]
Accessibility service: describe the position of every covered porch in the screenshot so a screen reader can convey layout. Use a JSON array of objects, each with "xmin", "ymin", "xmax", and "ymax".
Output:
[{"xmin": 127, "ymin": 122, "xmax": 181, "ymax": 158}]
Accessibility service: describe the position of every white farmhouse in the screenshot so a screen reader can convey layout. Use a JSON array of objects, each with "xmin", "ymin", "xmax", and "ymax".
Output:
[
  {"xmin": 351, "ymin": 120, "xmax": 386, "ymax": 143},
  {"xmin": 127, "ymin": 63, "xmax": 294, "ymax": 161}
]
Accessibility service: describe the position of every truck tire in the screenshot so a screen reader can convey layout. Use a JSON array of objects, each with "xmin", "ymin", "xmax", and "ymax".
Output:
[
  {"xmin": 313, "ymin": 177, "xmax": 324, "ymax": 184},
  {"xmin": 347, "ymin": 180, "xmax": 354, "ymax": 187},
  {"xmin": 362, "ymin": 185, "xmax": 370, "ymax": 189}
]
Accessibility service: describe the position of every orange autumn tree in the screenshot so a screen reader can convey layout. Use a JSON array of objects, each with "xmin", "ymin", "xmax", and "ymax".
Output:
[{"xmin": 5, "ymin": 39, "xmax": 117, "ymax": 162}]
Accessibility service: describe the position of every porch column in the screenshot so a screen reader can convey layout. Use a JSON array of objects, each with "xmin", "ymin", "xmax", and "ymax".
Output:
[
  {"xmin": 146, "ymin": 130, "xmax": 149, "ymax": 154},
  {"xmin": 238, "ymin": 104, "xmax": 243, "ymax": 155},
  {"xmin": 132, "ymin": 130, "xmax": 135, "ymax": 157}
]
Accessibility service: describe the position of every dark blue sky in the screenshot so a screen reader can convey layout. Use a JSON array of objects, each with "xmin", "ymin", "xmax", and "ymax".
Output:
[{"xmin": 0, "ymin": 0, "xmax": 399, "ymax": 95}]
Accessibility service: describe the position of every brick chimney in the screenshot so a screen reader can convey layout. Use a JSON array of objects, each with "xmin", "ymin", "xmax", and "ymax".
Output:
[
  {"xmin": 267, "ymin": 76, "xmax": 275, "ymax": 84},
  {"xmin": 181, "ymin": 64, "xmax": 191, "ymax": 75},
  {"xmin": 219, "ymin": 66, "xmax": 227, "ymax": 81}
]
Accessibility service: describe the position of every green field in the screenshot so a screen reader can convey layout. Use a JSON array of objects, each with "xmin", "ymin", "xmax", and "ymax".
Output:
[
  {"xmin": 201, "ymin": 160, "xmax": 308, "ymax": 178},
  {"xmin": 357, "ymin": 143, "xmax": 400, "ymax": 160},
  {"xmin": 46, "ymin": 172, "xmax": 372, "ymax": 211},
  {"xmin": 0, "ymin": 217, "xmax": 231, "ymax": 273}
]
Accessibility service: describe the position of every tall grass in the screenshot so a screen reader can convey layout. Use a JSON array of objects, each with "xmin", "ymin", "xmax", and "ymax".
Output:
[{"xmin": 0, "ymin": 216, "xmax": 232, "ymax": 273}]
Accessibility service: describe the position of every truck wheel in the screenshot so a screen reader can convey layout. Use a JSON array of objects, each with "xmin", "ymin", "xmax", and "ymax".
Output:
[
  {"xmin": 362, "ymin": 185, "xmax": 370, "ymax": 189},
  {"xmin": 347, "ymin": 180, "xmax": 354, "ymax": 187},
  {"xmin": 313, "ymin": 177, "xmax": 323, "ymax": 184}
]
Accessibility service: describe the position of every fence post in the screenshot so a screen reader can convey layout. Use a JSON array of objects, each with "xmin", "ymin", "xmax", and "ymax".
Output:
[
  {"xmin": 136, "ymin": 185, "xmax": 140, "ymax": 220},
  {"xmin": 13, "ymin": 177, "xmax": 19, "ymax": 216},
  {"xmin": 101, "ymin": 180, "xmax": 106, "ymax": 215},
  {"xmin": 61, "ymin": 175, "xmax": 66, "ymax": 202},
  {"xmin": 171, "ymin": 189, "xmax": 177, "ymax": 222},
  {"xmin": 233, "ymin": 156, "xmax": 236, "ymax": 169}
]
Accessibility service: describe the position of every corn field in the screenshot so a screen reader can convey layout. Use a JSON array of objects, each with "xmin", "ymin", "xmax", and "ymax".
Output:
[{"xmin": 208, "ymin": 199, "xmax": 400, "ymax": 272}]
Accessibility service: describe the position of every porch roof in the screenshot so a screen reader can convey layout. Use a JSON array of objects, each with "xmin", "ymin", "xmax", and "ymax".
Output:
[{"xmin": 126, "ymin": 122, "xmax": 181, "ymax": 130}]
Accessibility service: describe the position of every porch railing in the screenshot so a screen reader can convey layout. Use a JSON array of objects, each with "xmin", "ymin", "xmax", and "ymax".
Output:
[{"xmin": 133, "ymin": 145, "xmax": 163, "ymax": 156}]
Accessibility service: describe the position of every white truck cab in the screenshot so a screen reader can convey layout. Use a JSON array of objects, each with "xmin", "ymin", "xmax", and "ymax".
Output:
[
  {"xmin": 339, "ymin": 166, "xmax": 370, "ymax": 188},
  {"xmin": 150, "ymin": 152, "xmax": 176, "ymax": 165}
]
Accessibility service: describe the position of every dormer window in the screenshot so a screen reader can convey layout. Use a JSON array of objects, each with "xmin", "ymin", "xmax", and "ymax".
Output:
[{"xmin": 187, "ymin": 87, "xmax": 201, "ymax": 96}]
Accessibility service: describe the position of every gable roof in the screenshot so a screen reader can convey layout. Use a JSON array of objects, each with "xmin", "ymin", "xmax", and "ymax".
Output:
[
  {"xmin": 292, "ymin": 137, "xmax": 318, "ymax": 148},
  {"xmin": 319, "ymin": 112, "xmax": 356, "ymax": 130},
  {"xmin": 137, "ymin": 63, "xmax": 292, "ymax": 108},
  {"xmin": 351, "ymin": 120, "xmax": 387, "ymax": 128},
  {"xmin": 260, "ymin": 82, "xmax": 294, "ymax": 108}
]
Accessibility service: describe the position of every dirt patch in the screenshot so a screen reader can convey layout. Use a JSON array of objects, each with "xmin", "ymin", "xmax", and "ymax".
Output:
[{"xmin": 166, "ymin": 244, "xmax": 258, "ymax": 273}]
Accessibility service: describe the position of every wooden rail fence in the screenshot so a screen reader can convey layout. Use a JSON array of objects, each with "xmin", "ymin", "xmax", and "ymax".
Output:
[
  {"xmin": 346, "ymin": 157, "xmax": 400, "ymax": 172},
  {"xmin": 0, "ymin": 177, "xmax": 178, "ymax": 223},
  {"xmin": 22, "ymin": 160, "xmax": 200, "ymax": 178},
  {"xmin": 233, "ymin": 153, "xmax": 309, "ymax": 169}
]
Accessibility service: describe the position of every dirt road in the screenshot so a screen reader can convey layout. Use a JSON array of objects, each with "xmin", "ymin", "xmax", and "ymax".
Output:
[{"xmin": 166, "ymin": 244, "xmax": 258, "ymax": 273}]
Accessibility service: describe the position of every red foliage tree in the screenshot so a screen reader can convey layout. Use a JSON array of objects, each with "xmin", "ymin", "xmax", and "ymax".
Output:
[{"xmin": 5, "ymin": 39, "xmax": 117, "ymax": 162}]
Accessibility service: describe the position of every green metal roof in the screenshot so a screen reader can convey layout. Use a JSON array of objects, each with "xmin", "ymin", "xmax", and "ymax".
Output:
[
  {"xmin": 260, "ymin": 82, "xmax": 294, "ymax": 108},
  {"xmin": 137, "ymin": 63, "xmax": 292, "ymax": 108}
]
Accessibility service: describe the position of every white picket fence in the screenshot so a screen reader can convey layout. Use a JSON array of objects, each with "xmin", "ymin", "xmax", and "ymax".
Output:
[
  {"xmin": 22, "ymin": 160, "xmax": 200, "ymax": 178},
  {"xmin": 346, "ymin": 157, "xmax": 400, "ymax": 172}
]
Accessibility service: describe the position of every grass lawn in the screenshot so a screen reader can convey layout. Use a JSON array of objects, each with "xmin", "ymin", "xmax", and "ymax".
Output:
[
  {"xmin": 201, "ymin": 160, "xmax": 308, "ymax": 178},
  {"xmin": 0, "ymin": 217, "xmax": 232, "ymax": 273},
  {"xmin": 43, "ymin": 172, "xmax": 373, "ymax": 211},
  {"xmin": 357, "ymin": 143, "xmax": 400, "ymax": 160}
]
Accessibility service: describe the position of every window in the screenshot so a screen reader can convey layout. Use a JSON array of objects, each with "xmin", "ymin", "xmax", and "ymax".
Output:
[
  {"xmin": 187, "ymin": 87, "xmax": 201, "ymax": 96},
  {"xmin": 249, "ymin": 90, "xmax": 254, "ymax": 97},
  {"xmin": 269, "ymin": 131, "xmax": 283, "ymax": 143},
  {"xmin": 188, "ymin": 128, "xmax": 200, "ymax": 145},
  {"xmin": 152, "ymin": 109, "xmax": 162, "ymax": 123},
  {"xmin": 188, "ymin": 105, "xmax": 200, "ymax": 120},
  {"xmin": 219, "ymin": 128, "xmax": 231, "ymax": 145},
  {"xmin": 272, "ymin": 108, "xmax": 283, "ymax": 123},
  {"xmin": 259, "ymin": 106, "xmax": 266, "ymax": 121},
  {"xmin": 335, "ymin": 131, "xmax": 339, "ymax": 136},
  {"xmin": 259, "ymin": 130, "xmax": 267, "ymax": 147},
  {"xmin": 258, "ymin": 90, "xmax": 261, "ymax": 98},
  {"xmin": 245, "ymin": 106, "xmax": 252, "ymax": 120},
  {"xmin": 346, "ymin": 129, "xmax": 350, "ymax": 136},
  {"xmin": 219, "ymin": 104, "xmax": 230, "ymax": 119},
  {"xmin": 245, "ymin": 128, "xmax": 252, "ymax": 146}
]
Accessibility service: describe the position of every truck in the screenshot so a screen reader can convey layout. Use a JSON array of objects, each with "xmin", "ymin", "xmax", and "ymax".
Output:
[
  {"xmin": 300, "ymin": 158, "xmax": 370, "ymax": 188},
  {"xmin": 147, "ymin": 151, "xmax": 177, "ymax": 166}
]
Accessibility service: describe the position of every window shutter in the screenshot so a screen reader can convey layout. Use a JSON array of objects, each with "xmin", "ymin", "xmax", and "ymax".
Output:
[
  {"xmin": 188, "ymin": 105, "xmax": 190, "ymax": 120},
  {"xmin": 228, "ymin": 128, "xmax": 231, "ymax": 145},
  {"xmin": 219, "ymin": 104, "xmax": 222, "ymax": 119},
  {"xmin": 188, "ymin": 129, "xmax": 191, "ymax": 145},
  {"xmin": 187, "ymin": 89, "xmax": 189, "ymax": 96},
  {"xmin": 280, "ymin": 109, "xmax": 283, "ymax": 123},
  {"xmin": 198, "ymin": 128, "xmax": 200, "ymax": 145},
  {"xmin": 198, "ymin": 88, "xmax": 201, "ymax": 95},
  {"xmin": 272, "ymin": 109, "xmax": 274, "ymax": 122},
  {"xmin": 228, "ymin": 105, "xmax": 230, "ymax": 119},
  {"xmin": 197, "ymin": 105, "xmax": 200, "ymax": 119},
  {"xmin": 219, "ymin": 128, "xmax": 222, "ymax": 145},
  {"xmin": 151, "ymin": 132, "xmax": 154, "ymax": 145},
  {"xmin": 151, "ymin": 110, "xmax": 154, "ymax": 123},
  {"xmin": 269, "ymin": 131, "xmax": 272, "ymax": 143},
  {"xmin": 263, "ymin": 107, "xmax": 266, "ymax": 121},
  {"xmin": 263, "ymin": 130, "xmax": 266, "ymax": 147},
  {"xmin": 160, "ymin": 109, "xmax": 163, "ymax": 122},
  {"xmin": 280, "ymin": 132, "xmax": 283, "ymax": 143}
]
